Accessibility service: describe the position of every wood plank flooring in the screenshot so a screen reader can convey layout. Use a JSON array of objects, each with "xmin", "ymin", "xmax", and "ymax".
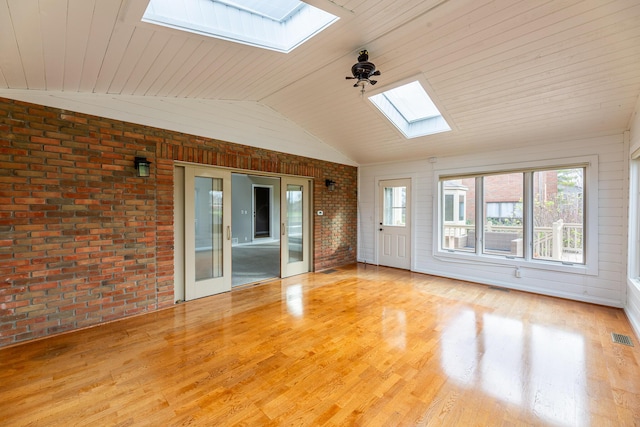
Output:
[{"xmin": 1, "ymin": 264, "xmax": 639, "ymax": 426}]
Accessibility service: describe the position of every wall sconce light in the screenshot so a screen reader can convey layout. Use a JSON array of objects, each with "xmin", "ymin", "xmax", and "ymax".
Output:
[
  {"xmin": 325, "ymin": 179, "xmax": 336, "ymax": 192},
  {"xmin": 134, "ymin": 157, "xmax": 151, "ymax": 177}
]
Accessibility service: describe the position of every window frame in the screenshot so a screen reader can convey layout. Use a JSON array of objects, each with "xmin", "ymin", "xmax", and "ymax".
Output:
[
  {"xmin": 629, "ymin": 157, "xmax": 640, "ymax": 283},
  {"xmin": 434, "ymin": 156, "xmax": 598, "ymax": 276}
]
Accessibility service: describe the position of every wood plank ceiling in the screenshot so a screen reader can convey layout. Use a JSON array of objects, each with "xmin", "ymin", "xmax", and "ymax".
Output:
[{"xmin": 0, "ymin": 0, "xmax": 639, "ymax": 165}]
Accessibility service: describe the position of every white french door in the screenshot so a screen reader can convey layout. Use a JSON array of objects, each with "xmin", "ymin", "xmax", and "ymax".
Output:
[
  {"xmin": 184, "ymin": 166, "xmax": 232, "ymax": 300},
  {"xmin": 378, "ymin": 178, "xmax": 411, "ymax": 270},
  {"xmin": 281, "ymin": 177, "xmax": 310, "ymax": 278}
]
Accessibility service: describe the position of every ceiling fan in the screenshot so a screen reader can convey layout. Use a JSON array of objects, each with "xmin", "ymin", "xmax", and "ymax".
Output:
[{"xmin": 345, "ymin": 50, "xmax": 381, "ymax": 94}]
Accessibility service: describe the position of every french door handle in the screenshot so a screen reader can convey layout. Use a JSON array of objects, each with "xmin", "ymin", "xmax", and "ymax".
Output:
[
  {"xmin": 282, "ymin": 223, "xmax": 286, "ymax": 236},
  {"xmin": 227, "ymin": 226, "xmax": 231, "ymax": 240}
]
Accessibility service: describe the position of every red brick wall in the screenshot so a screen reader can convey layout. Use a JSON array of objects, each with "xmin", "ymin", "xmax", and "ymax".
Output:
[
  {"xmin": 0, "ymin": 97, "xmax": 357, "ymax": 347},
  {"xmin": 462, "ymin": 172, "xmax": 560, "ymax": 220}
]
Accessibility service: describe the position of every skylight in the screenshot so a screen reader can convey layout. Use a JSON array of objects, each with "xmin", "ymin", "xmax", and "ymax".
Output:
[
  {"xmin": 142, "ymin": 0, "xmax": 339, "ymax": 53},
  {"xmin": 369, "ymin": 80, "xmax": 451, "ymax": 139}
]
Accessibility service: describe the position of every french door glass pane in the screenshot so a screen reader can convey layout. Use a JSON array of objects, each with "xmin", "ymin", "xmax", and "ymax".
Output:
[
  {"xmin": 195, "ymin": 177, "xmax": 224, "ymax": 280},
  {"xmin": 383, "ymin": 186, "xmax": 406, "ymax": 226},
  {"xmin": 533, "ymin": 168, "xmax": 584, "ymax": 264},
  {"xmin": 483, "ymin": 173, "xmax": 523, "ymax": 257},
  {"xmin": 287, "ymin": 184, "xmax": 303, "ymax": 263}
]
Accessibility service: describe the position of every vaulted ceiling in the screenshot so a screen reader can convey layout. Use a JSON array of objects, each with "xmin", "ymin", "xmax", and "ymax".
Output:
[{"xmin": 1, "ymin": 0, "xmax": 639, "ymax": 165}]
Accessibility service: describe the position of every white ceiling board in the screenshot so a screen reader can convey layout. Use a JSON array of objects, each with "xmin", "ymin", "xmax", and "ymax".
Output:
[
  {"xmin": 78, "ymin": 0, "xmax": 123, "ymax": 92},
  {"xmin": 166, "ymin": 42, "xmax": 222, "ymax": 98},
  {"xmin": 0, "ymin": 0, "xmax": 639, "ymax": 165},
  {"xmin": 62, "ymin": 0, "xmax": 95, "ymax": 92},
  {"xmin": 120, "ymin": 31, "xmax": 171, "ymax": 95},
  {"xmin": 0, "ymin": 1, "xmax": 25, "ymax": 88},
  {"xmin": 39, "ymin": 0, "xmax": 67, "ymax": 90},
  {"xmin": 7, "ymin": 0, "xmax": 45, "ymax": 89},
  {"xmin": 93, "ymin": 16, "xmax": 136, "ymax": 94},
  {"xmin": 108, "ymin": 27, "xmax": 155, "ymax": 94},
  {"xmin": 426, "ymin": 2, "xmax": 635, "ymax": 80},
  {"xmin": 130, "ymin": 35, "xmax": 186, "ymax": 96},
  {"xmin": 143, "ymin": 38, "xmax": 203, "ymax": 96}
]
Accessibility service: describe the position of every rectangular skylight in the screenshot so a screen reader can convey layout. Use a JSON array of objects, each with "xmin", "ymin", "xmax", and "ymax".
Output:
[
  {"xmin": 143, "ymin": 0, "xmax": 339, "ymax": 53},
  {"xmin": 369, "ymin": 80, "xmax": 451, "ymax": 138}
]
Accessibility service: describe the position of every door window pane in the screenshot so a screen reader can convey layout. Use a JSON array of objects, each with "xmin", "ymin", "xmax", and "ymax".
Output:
[
  {"xmin": 383, "ymin": 186, "xmax": 406, "ymax": 226},
  {"xmin": 533, "ymin": 168, "xmax": 584, "ymax": 263},
  {"xmin": 287, "ymin": 184, "xmax": 303, "ymax": 263},
  {"xmin": 483, "ymin": 173, "xmax": 523, "ymax": 257},
  {"xmin": 195, "ymin": 177, "xmax": 223, "ymax": 280}
]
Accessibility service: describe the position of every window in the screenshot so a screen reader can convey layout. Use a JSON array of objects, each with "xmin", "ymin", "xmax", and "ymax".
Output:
[
  {"xmin": 440, "ymin": 166, "xmax": 586, "ymax": 266},
  {"xmin": 383, "ymin": 186, "xmax": 406, "ymax": 226},
  {"xmin": 142, "ymin": 0, "xmax": 339, "ymax": 53},
  {"xmin": 483, "ymin": 173, "xmax": 523, "ymax": 257},
  {"xmin": 486, "ymin": 202, "xmax": 519, "ymax": 222},
  {"xmin": 533, "ymin": 168, "xmax": 584, "ymax": 263},
  {"xmin": 444, "ymin": 194, "xmax": 454, "ymax": 222},
  {"xmin": 442, "ymin": 179, "xmax": 473, "ymax": 252},
  {"xmin": 443, "ymin": 193, "xmax": 465, "ymax": 222},
  {"xmin": 368, "ymin": 80, "xmax": 451, "ymax": 139}
]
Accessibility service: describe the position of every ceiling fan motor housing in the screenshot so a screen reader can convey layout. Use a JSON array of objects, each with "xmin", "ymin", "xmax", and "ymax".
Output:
[{"xmin": 347, "ymin": 50, "xmax": 381, "ymax": 88}]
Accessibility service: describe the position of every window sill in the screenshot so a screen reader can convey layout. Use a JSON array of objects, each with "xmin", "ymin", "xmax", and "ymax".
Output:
[{"xmin": 435, "ymin": 250, "xmax": 596, "ymax": 276}]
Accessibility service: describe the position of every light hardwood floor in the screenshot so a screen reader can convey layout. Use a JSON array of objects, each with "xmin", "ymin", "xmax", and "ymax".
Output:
[{"xmin": 1, "ymin": 264, "xmax": 639, "ymax": 426}]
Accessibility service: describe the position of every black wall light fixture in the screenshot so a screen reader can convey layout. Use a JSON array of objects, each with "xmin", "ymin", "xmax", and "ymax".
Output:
[
  {"xmin": 134, "ymin": 157, "xmax": 151, "ymax": 177},
  {"xmin": 325, "ymin": 179, "xmax": 336, "ymax": 192}
]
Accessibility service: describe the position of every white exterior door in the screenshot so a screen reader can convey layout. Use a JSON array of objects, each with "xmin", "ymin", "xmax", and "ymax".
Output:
[
  {"xmin": 281, "ymin": 177, "xmax": 310, "ymax": 278},
  {"xmin": 184, "ymin": 166, "xmax": 232, "ymax": 300},
  {"xmin": 378, "ymin": 178, "xmax": 411, "ymax": 269}
]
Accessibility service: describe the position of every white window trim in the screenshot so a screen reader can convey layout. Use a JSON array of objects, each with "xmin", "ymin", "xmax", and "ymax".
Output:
[
  {"xmin": 433, "ymin": 155, "xmax": 599, "ymax": 276},
  {"xmin": 629, "ymin": 156, "xmax": 640, "ymax": 286}
]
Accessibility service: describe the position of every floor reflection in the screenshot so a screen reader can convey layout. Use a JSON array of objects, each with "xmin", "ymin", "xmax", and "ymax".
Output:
[
  {"xmin": 480, "ymin": 313, "xmax": 524, "ymax": 406},
  {"xmin": 440, "ymin": 308, "xmax": 586, "ymax": 426},
  {"xmin": 530, "ymin": 324, "xmax": 587, "ymax": 426},
  {"xmin": 285, "ymin": 284, "xmax": 304, "ymax": 317},
  {"xmin": 382, "ymin": 308, "xmax": 407, "ymax": 350},
  {"xmin": 440, "ymin": 309, "xmax": 479, "ymax": 386}
]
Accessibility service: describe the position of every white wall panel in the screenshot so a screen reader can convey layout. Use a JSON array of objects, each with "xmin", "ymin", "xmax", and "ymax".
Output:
[{"xmin": 360, "ymin": 134, "xmax": 627, "ymax": 307}]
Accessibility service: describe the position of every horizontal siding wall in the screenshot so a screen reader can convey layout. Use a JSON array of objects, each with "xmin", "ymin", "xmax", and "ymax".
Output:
[
  {"xmin": 359, "ymin": 134, "xmax": 627, "ymax": 307},
  {"xmin": 0, "ymin": 97, "xmax": 357, "ymax": 347}
]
